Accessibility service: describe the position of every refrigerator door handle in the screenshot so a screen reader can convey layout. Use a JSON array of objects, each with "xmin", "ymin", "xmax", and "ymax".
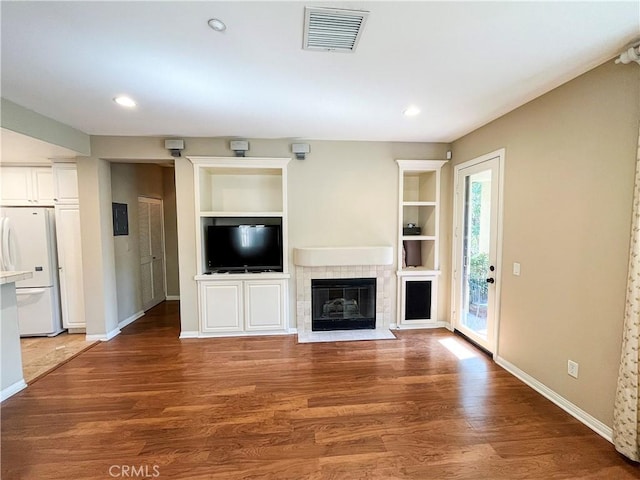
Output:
[
  {"xmin": 0, "ymin": 217, "xmax": 5, "ymax": 270},
  {"xmin": 2, "ymin": 217, "xmax": 17, "ymax": 270},
  {"xmin": 16, "ymin": 288, "xmax": 47, "ymax": 295},
  {"xmin": 0, "ymin": 217, "xmax": 12, "ymax": 270}
]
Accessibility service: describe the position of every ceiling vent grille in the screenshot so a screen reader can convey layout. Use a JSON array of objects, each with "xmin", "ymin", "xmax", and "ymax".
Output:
[{"xmin": 303, "ymin": 6, "xmax": 369, "ymax": 53}]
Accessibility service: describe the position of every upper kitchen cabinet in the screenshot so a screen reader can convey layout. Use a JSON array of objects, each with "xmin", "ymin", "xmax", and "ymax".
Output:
[
  {"xmin": 0, "ymin": 167, "xmax": 55, "ymax": 206},
  {"xmin": 52, "ymin": 163, "xmax": 79, "ymax": 204}
]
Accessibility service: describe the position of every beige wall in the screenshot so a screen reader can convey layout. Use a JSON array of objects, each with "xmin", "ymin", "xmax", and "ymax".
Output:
[
  {"xmin": 111, "ymin": 164, "xmax": 142, "ymax": 322},
  {"xmin": 451, "ymin": 60, "xmax": 640, "ymax": 428},
  {"xmin": 163, "ymin": 168, "xmax": 180, "ymax": 297},
  {"xmin": 90, "ymin": 137, "xmax": 450, "ymax": 333},
  {"xmin": 77, "ymin": 156, "xmax": 119, "ymax": 337}
]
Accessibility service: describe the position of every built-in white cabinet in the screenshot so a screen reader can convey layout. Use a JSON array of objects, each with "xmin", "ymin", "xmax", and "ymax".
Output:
[
  {"xmin": 396, "ymin": 160, "xmax": 447, "ymax": 328},
  {"xmin": 200, "ymin": 281, "xmax": 244, "ymax": 333},
  {"xmin": 189, "ymin": 157, "xmax": 291, "ymax": 337},
  {"xmin": 1, "ymin": 167, "xmax": 54, "ymax": 206},
  {"xmin": 54, "ymin": 204, "xmax": 86, "ymax": 331},
  {"xmin": 244, "ymin": 280, "xmax": 286, "ymax": 331},
  {"xmin": 52, "ymin": 163, "xmax": 85, "ymax": 331},
  {"xmin": 52, "ymin": 163, "xmax": 79, "ymax": 203},
  {"xmin": 199, "ymin": 278, "xmax": 287, "ymax": 334}
]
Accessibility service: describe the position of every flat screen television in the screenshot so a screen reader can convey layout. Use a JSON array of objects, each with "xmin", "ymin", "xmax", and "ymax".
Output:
[{"xmin": 206, "ymin": 224, "xmax": 283, "ymax": 273}]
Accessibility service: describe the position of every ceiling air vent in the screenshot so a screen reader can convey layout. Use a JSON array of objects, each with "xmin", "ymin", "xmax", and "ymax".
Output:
[{"xmin": 303, "ymin": 6, "xmax": 369, "ymax": 53}]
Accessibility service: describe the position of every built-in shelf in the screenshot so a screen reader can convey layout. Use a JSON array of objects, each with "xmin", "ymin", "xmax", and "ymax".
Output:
[
  {"xmin": 397, "ymin": 268, "xmax": 442, "ymax": 277},
  {"xmin": 195, "ymin": 272, "xmax": 290, "ymax": 281},
  {"xmin": 199, "ymin": 211, "xmax": 284, "ymax": 218},
  {"xmin": 396, "ymin": 159, "xmax": 447, "ymax": 328},
  {"xmin": 188, "ymin": 156, "xmax": 291, "ymax": 338},
  {"xmin": 402, "ymin": 201, "xmax": 437, "ymax": 207},
  {"xmin": 194, "ymin": 158, "xmax": 285, "ymax": 215},
  {"xmin": 402, "ymin": 235, "xmax": 436, "ymax": 241}
]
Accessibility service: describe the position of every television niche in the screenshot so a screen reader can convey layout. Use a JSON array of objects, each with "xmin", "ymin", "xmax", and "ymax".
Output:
[{"xmin": 205, "ymin": 221, "xmax": 283, "ymax": 273}]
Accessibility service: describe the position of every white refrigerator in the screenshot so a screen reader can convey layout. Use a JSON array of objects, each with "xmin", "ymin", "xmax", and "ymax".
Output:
[{"xmin": 0, "ymin": 207, "xmax": 64, "ymax": 336}]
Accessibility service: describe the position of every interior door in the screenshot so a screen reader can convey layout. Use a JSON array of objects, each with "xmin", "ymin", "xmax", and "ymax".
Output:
[
  {"xmin": 138, "ymin": 197, "xmax": 166, "ymax": 311},
  {"xmin": 453, "ymin": 152, "xmax": 503, "ymax": 353}
]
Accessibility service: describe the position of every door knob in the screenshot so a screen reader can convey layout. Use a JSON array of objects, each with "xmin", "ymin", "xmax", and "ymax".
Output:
[{"xmin": 486, "ymin": 277, "xmax": 495, "ymax": 284}]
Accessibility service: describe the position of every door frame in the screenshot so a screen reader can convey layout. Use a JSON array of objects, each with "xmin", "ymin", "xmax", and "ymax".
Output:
[
  {"xmin": 138, "ymin": 196, "xmax": 167, "ymax": 310},
  {"xmin": 450, "ymin": 148, "xmax": 505, "ymax": 358}
]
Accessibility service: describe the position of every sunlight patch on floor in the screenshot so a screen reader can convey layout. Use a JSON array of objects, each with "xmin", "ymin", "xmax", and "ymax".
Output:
[{"xmin": 438, "ymin": 337, "xmax": 479, "ymax": 360}]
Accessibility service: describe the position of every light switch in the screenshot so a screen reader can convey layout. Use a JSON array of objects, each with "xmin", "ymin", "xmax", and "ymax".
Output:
[{"xmin": 513, "ymin": 262, "xmax": 521, "ymax": 276}]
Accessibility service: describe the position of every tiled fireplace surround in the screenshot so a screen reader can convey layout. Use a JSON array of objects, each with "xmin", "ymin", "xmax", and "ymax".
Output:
[{"xmin": 293, "ymin": 247, "xmax": 394, "ymax": 335}]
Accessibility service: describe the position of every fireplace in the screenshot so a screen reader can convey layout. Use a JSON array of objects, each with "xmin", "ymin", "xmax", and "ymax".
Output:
[{"xmin": 311, "ymin": 278, "xmax": 376, "ymax": 331}]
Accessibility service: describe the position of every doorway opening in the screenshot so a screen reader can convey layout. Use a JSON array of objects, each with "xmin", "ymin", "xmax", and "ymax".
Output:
[{"xmin": 110, "ymin": 162, "xmax": 180, "ymax": 330}]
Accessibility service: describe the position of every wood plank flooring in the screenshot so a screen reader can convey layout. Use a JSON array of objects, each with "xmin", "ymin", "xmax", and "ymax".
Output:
[{"xmin": 2, "ymin": 301, "xmax": 637, "ymax": 479}]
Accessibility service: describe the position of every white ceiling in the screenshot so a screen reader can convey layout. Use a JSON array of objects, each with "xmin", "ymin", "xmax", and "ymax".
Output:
[{"xmin": 1, "ymin": 1, "xmax": 638, "ymax": 143}]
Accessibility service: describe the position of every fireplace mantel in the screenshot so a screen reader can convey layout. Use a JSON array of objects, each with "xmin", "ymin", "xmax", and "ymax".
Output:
[{"xmin": 293, "ymin": 246, "xmax": 393, "ymax": 267}]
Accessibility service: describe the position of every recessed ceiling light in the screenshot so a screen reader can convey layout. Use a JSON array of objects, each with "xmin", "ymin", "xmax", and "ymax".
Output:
[
  {"xmin": 208, "ymin": 18, "xmax": 226, "ymax": 32},
  {"xmin": 113, "ymin": 96, "xmax": 136, "ymax": 108},
  {"xmin": 403, "ymin": 105, "xmax": 421, "ymax": 117}
]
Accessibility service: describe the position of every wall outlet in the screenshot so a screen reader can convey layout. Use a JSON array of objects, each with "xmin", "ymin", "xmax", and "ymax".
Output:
[{"xmin": 568, "ymin": 360, "xmax": 579, "ymax": 378}]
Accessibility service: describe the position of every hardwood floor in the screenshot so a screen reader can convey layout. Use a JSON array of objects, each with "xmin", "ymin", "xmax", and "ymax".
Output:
[{"xmin": 2, "ymin": 301, "xmax": 637, "ymax": 479}]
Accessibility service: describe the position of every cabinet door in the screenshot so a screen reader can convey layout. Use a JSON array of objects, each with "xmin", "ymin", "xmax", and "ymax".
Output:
[
  {"xmin": 399, "ymin": 276, "xmax": 437, "ymax": 326},
  {"xmin": 200, "ymin": 281, "xmax": 243, "ymax": 332},
  {"xmin": 1, "ymin": 167, "xmax": 33, "ymax": 205},
  {"xmin": 55, "ymin": 206, "xmax": 85, "ymax": 328},
  {"xmin": 52, "ymin": 164, "xmax": 79, "ymax": 203},
  {"xmin": 244, "ymin": 280, "xmax": 286, "ymax": 331},
  {"xmin": 32, "ymin": 168, "xmax": 55, "ymax": 205}
]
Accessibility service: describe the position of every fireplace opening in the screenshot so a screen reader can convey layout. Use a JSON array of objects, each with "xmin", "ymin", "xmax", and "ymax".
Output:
[{"xmin": 311, "ymin": 278, "xmax": 376, "ymax": 331}]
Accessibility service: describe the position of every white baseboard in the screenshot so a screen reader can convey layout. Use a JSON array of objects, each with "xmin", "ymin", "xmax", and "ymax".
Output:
[
  {"xmin": 118, "ymin": 310, "xmax": 144, "ymax": 329},
  {"xmin": 196, "ymin": 330, "xmax": 294, "ymax": 338},
  {"xmin": 86, "ymin": 327, "xmax": 121, "ymax": 342},
  {"xmin": 179, "ymin": 330, "xmax": 199, "ymax": 339},
  {"xmin": 287, "ymin": 327, "xmax": 298, "ymax": 334},
  {"xmin": 166, "ymin": 295, "xmax": 180, "ymax": 301},
  {"xmin": 394, "ymin": 321, "xmax": 449, "ymax": 330},
  {"xmin": 1, "ymin": 379, "xmax": 27, "ymax": 402},
  {"xmin": 495, "ymin": 356, "xmax": 613, "ymax": 443}
]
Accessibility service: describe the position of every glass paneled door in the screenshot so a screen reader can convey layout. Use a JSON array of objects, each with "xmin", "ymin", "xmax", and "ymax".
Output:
[{"xmin": 453, "ymin": 153, "xmax": 502, "ymax": 353}]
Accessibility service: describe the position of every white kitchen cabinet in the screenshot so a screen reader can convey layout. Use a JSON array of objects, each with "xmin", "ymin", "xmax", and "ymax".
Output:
[
  {"xmin": 198, "ymin": 276, "xmax": 288, "ymax": 336},
  {"xmin": 52, "ymin": 164, "xmax": 79, "ymax": 203},
  {"xmin": 1, "ymin": 167, "xmax": 54, "ymax": 206},
  {"xmin": 54, "ymin": 205, "xmax": 86, "ymax": 330}
]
